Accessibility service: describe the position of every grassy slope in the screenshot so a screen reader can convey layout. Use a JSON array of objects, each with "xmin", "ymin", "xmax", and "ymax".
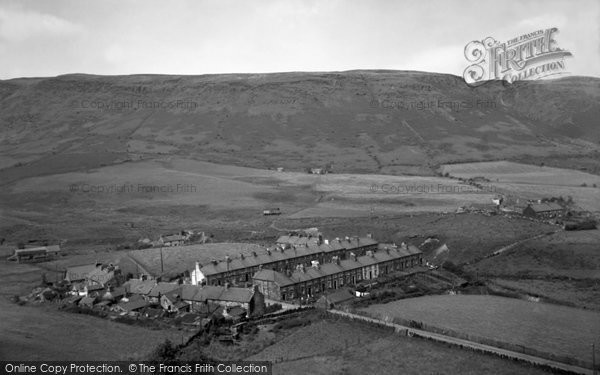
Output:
[
  {"xmin": 0, "ymin": 261, "xmax": 182, "ymax": 361},
  {"xmin": 360, "ymin": 294, "xmax": 600, "ymax": 364},
  {"xmin": 1, "ymin": 72, "xmax": 599, "ymax": 181},
  {"xmin": 246, "ymin": 319, "xmax": 552, "ymax": 375}
]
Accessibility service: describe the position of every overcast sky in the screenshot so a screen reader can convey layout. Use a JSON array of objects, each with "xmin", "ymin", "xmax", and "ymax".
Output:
[{"xmin": 0, "ymin": 0, "xmax": 598, "ymax": 79}]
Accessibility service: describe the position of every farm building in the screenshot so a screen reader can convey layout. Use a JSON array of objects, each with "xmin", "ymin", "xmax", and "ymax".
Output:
[
  {"xmin": 7, "ymin": 245, "xmax": 61, "ymax": 263},
  {"xmin": 190, "ymin": 236, "xmax": 378, "ymax": 287},
  {"xmin": 522, "ymin": 202, "xmax": 564, "ymax": 218},
  {"xmin": 65, "ymin": 263, "xmax": 123, "ymax": 296},
  {"xmin": 253, "ymin": 244, "xmax": 422, "ymax": 301},
  {"xmin": 262, "ymin": 208, "xmax": 281, "ymax": 216},
  {"xmin": 158, "ymin": 231, "xmax": 191, "ymax": 247}
]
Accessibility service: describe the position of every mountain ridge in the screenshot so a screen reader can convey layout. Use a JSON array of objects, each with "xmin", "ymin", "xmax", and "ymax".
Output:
[{"xmin": 1, "ymin": 70, "xmax": 599, "ymax": 180}]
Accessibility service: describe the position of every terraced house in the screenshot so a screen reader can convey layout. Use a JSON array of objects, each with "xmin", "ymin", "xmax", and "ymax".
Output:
[
  {"xmin": 190, "ymin": 234, "xmax": 378, "ymax": 286},
  {"xmin": 253, "ymin": 243, "xmax": 423, "ymax": 301}
]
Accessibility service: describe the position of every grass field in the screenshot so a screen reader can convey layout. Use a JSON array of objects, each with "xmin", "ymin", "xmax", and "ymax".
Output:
[
  {"xmin": 0, "ymin": 157, "xmax": 507, "ymax": 247},
  {"xmin": 467, "ymin": 230, "xmax": 600, "ymax": 279},
  {"xmin": 490, "ymin": 278, "xmax": 600, "ymax": 311},
  {"xmin": 360, "ymin": 294, "xmax": 600, "ymax": 365},
  {"xmin": 441, "ymin": 161, "xmax": 600, "ymax": 211},
  {"xmin": 0, "ymin": 261, "xmax": 183, "ymax": 361},
  {"xmin": 247, "ymin": 318, "xmax": 552, "ymax": 375},
  {"xmin": 441, "ymin": 161, "xmax": 600, "ymax": 187}
]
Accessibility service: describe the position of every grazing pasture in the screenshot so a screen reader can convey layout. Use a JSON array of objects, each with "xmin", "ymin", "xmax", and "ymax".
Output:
[
  {"xmin": 247, "ymin": 317, "xmax": 552, "ymax": 375},
  {"xmin": 360, "ymin": 294, "xmax": 600, "ymax": 366},
  {"xmin": 441, "ymin": 161, "xmax": 600, "ymax": 211}
]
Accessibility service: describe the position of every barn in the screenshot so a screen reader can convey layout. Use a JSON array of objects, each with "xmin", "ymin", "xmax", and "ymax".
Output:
[{"xmin": 522, "ymin": 202, "xmax": 564, "ymax": 218}]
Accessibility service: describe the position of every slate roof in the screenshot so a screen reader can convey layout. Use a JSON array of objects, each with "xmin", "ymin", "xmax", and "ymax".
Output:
[
  {"xmin": 199, "ymin": 237, "xmax": 378, "ymax": 277},
  {"xmin": 125, "ymin": 279, "xmax": 157, "ymax": 295},
  {"xmin": 175, "ymin": 285, "xmax": 254, "ymax": 304},
  {"xmin": 253, "ymin": 269, "xmax": 294, "ymax": 286},
  {"xmin": 526, "ymin": 202, "xmax": 564, "ymax": 213},
  {"xmin": 319, "ymin": 288, "xmax": 355, "ymax": 304},
  {"xmin": 65, "ymin": 264, "xmax": 99, "ymax": 282},
  {"xmin": 253, "ymin": 245, "xmax": 422, "ymax": 287},
  {"xmin": 118, "ymin": 296, "xmax": 151, "ymax": 311},
  {"xmin": 86, "ymin": 266, "xmax": 115, "ymax": 286},
  {"xmin": 148, "ymin": 282, "xmax": 180, "ymax": 298}
]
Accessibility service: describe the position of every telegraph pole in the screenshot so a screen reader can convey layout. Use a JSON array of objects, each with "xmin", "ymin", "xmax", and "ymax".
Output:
[
  {"xmin": 593, "ymin": 343, "xmax": 597, "ymax": 375},
  {"xmin": 160, "ymin": 246, "xmax": 164, "ymax": 276}
]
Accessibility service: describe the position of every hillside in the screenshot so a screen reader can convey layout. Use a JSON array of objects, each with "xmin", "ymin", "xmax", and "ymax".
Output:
[{"xmin": 1, "ymin": 71, "xmax": 599, "ymax": 183}]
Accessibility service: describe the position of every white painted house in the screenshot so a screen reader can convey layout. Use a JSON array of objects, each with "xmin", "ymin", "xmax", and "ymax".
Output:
[{"xmin": 191, "ymin": 261, "xmax": 207, "ymax": 285}]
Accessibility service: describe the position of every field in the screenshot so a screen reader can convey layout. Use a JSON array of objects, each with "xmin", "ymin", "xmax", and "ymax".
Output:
[
  {"xmin": 0, "ymin": 157, "xmax": 506, "ymax": 247},
  {"xmin": 0, "ymin": 261, "xmax": 183, "ymax": 361},
  {"xmin": 441, "ymin": 161, "xmax": 600, "ymax": 211},
  {"xmin": 467, "ymin": 230, "xmax": 600, "ymax": 280},
  {"xmin": 245, "ymin": 317, "xmax": 552, "ymax": 375},
  {"xmin": 441, "ymin": 161, "xmax": 600, "ymax": 186},
  {"xmin": 360, "ymin": 294, "xmax": 600, "ymax": 366},
  {"xmin": 128, "ymin": 242, "xmax": 266, "ymax": 278},
  {"xmin": 490, "ymin": 278, "xmax": 600, "ymax": 311}
]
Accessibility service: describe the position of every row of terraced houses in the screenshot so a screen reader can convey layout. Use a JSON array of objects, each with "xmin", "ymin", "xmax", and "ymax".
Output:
[{"xmin": 189, "ymin": 234, "xmax": 422, "ymax": 301}]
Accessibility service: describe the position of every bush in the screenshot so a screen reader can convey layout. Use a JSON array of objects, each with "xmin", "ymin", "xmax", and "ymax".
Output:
[
  {"xmin": 273, "ymin": 316, "xmax": 312, "ymax": 330},
  {"xmin": 150, "ymin": 339, "xmax": 178, "ymax": 362},
  {"xmin": 265, "ymin": 303, "xmax": 282, "ymax": 314}
]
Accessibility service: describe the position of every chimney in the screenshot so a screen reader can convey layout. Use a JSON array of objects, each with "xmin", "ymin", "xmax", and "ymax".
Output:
[
  {"xmin": 350, "ymin": 252, "xmax": 357, "ymax": 261},
  {"xmin": 324, "ymin": 239, "xmax": 329, "ymax": 245},
  {"xmin": 332, "ymin": 256, "xmax": 340, "ymax": 265},
  {"xmin": 345, "ymin": 236, "xmax": 350, "ymax": 241},
  {"xmin": 252, "ymin": 251, "xmax": 257, "ymax": 257},
  {"xmin": 195, "ymin": 261, "xmax": 201, "ymax": 274},
  {"xmin": 317, "ymin": 234, "xmax": 323, "ymax": 245},
  {"xmin": 225, "ymin": 282, "xmax": 230, "ymax": 289},
  {"xmin": 211, "ymin": 259, "xmax": 218, "ymax": 265},
  {"xmin": 385, "ymin": 247, "xmax": 390, "ymax": 254},
  {"xmin": 367, "ymin": 233, "xmax": 373, "ymax": 239},
  {"xmin": 240, "ymin": 253, "xmax": 245, "ymax": 260},
  {"xmin": 367, "ymin": 250, "xmax": 374, "ymax": 257},
  {"xmin": 225, "ymin": 255, "xmax": 231, "ymax": 263},
  {"xmin": 401, "ymin": 242, "xmax": 407, "ymax": 250},
  {"xmin": 266, "ymin": 249, "xmax": 271, "ymax": 256}
]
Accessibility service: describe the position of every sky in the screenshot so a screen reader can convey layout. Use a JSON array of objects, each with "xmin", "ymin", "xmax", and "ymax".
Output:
[{"xmin": 0, "ymin": 0, "xmax": 598, "ymax": 79}]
